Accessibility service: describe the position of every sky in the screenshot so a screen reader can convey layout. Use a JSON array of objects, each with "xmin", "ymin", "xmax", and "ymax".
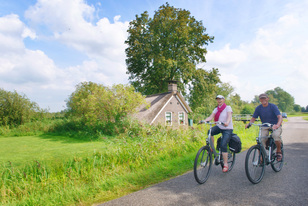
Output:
[{"xmin": 0, "ymin": 0, "xmax": 307, "ymax": 112}]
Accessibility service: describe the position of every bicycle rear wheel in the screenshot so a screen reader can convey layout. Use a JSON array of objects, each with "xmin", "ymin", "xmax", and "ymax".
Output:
[
  {"xmin": 245, "ymin": 145, "xmax": 265, "ymax": 184},
  {"xmin": 271, "ymin": 142, "xmax": 284, "ymax": 172},
  {"xmin": 227, "ymin": 148, "xmax": 236, "ymax": 171},
  {"xmin": 194, "ymin": 146, "xmax": 212, "ymax": 184}
]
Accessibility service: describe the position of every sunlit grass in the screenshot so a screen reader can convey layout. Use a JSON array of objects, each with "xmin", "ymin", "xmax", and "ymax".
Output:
[
  {"xmin": 288, "ymin": 112, "xmax": 308, "ymax": 117},
  {"xmin": 0, "ymin": 135, "xmax": 112, "ymax": 167}
]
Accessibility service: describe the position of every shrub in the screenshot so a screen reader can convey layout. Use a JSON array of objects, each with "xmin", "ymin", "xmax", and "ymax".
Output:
[
  {"xmin": 66, "ymin": 82, "xmax": 147, "ymax": 128},
  {"xmin": 0, "ymin": 89, "xmax": 44, "ymax": 126},
  {"xmin": 241, "ymin": 104, "xmax": 255, "ymax": 114}
]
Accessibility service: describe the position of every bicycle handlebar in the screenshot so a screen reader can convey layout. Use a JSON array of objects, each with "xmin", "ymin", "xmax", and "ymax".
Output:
[
  {"xmin": 198, "ymin": 120, "xmax": 225, "ymax": 126},
  {"xmin": 247, "ymin": 122, "xmax": 273, "ymax": 128}
]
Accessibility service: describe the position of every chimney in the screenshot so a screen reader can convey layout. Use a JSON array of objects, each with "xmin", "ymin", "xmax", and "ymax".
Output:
[{"xmin": 168, "ymin": 80, "xmax": 178, "ymax": 92}]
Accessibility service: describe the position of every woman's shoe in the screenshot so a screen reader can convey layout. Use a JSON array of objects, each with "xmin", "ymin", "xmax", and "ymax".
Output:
[{"xmin": 222, "ymin": 165, "xmax": 228, "ymax": 173}]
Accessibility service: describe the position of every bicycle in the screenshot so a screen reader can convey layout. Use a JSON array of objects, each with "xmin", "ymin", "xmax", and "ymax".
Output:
[
  {"xmin": 245, "ymin": 123, "xmax": 284, "ymax": 184},
  {"xmin": 193, "ymin": 121, "xmax": 236, "ymax": 184}
]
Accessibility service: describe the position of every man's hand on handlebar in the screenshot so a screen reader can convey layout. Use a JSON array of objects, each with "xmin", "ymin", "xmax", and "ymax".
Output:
[{"xmin": 272, "ymin": 124, "xmax": 280, "ymax": 130}]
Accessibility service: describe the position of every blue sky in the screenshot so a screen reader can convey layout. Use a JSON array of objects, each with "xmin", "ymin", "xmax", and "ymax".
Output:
[{"xmin": 0, "ymin": 0, "xmax": 307, "ymax": 112}]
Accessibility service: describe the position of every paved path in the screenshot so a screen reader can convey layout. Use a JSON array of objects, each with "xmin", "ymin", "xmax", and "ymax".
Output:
[{"xmin": 99, "ymin": 117, "xmax": 308, "ymax": 206}]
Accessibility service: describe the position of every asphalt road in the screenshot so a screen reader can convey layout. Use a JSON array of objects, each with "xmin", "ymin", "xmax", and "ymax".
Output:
[{"xmin": 99, "ymin": 117, "xmax": 308, "ymax": 206}]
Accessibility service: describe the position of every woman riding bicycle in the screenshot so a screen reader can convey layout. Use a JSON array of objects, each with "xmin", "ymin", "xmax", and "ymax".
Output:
[{"xmin": 200, "ymin": 95, "xmax": 233, "ymax": 173}]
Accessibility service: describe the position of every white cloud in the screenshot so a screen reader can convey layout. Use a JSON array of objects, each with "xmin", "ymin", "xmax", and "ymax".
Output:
[
  {"xmin": 0, "ymin": 0, "xmax": 132, "ymax": 111},
  {"xmin": 207, "ymin": 44, "xmax": 247, "ymax": 71},
  {"xmin": 0, "ymin": 14, "xmax": 33, "ymax": 54},
  {"xmin": 25, "ymin": 0, "xmax": 129, "ymax": 60},
  {"xmin": 25, "ymin": 0, "xmax": 95, "ymax": 32},
  {"xmin": 206, "ymin": 1, "xmax": 308, "ymax": 106},
  {"xmin": 0, "ymin": 14, "xmax": 57, "ymax": 84},
  {"xmin": 25, "ymin": 0, "xmax": 130, "ymax": 85}
]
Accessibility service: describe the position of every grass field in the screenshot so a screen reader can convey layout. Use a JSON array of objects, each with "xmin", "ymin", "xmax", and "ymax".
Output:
[
  {"xmin": 0, "ymin": 120, "xmax": 283, "ymax": 205},
  {"xmin": 0, "ymin": 135, "xmax": 112, "ymax": 167}
]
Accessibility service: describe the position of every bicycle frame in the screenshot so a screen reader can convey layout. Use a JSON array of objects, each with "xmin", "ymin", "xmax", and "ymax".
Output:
[
  {"xmin": 252, "ymin": 123, "xmax": 275, "ymax": 164},
  {"xmin": 203, "ymin": 121, "xmax": 223, "ymax": 160}
]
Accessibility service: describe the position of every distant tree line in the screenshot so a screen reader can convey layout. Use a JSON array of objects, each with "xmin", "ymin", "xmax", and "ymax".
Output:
[
  {"xmin": 1, "ymin": 82, "xmax": 303, "ymax": 129},
  {"xmin": 301, "ymin": 106, "xmax": 308, "ymax": 112}
]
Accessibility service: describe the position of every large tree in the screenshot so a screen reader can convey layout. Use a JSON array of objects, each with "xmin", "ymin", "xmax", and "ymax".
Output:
[{"xmin": 125, "ymin": 3, "xmax": 219, "ymax": 98}]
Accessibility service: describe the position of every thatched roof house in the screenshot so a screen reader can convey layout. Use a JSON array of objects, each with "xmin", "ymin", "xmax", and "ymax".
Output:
[{"xmin": 135, "ymin": 82, "xmax": 192, "ymax": 127}]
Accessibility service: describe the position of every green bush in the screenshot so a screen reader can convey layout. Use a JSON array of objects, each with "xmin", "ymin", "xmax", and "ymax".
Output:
[
  {"xmin": 0, "ymin": 89, "xmax": 44, "ymax": 126},
  {"xmin": 241, "ymin": 104, "xmax": 255, "ymax": 114},
  {"xmin": 66, "ymin": 82, "xmax": 147, "ymax": 128}
]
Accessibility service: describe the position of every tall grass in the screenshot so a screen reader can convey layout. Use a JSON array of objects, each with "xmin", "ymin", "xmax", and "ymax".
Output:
[{"xmin": 0, "ymin": 119, "xmax": 257, "ymax": 206}]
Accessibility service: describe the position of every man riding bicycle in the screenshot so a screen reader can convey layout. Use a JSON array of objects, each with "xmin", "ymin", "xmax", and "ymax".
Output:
[
  {"xmin": 245, "ymin": 93, "xmax": 283, "ymax": 161},
  {"xmin": 200, "ymin": 95, "xmax": 233, "ymax": 173}
]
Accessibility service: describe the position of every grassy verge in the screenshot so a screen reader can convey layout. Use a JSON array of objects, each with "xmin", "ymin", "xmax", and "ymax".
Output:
[
  {"xmin": 0, "ymin": 121, "xmax": 256, "ymax": 205},
  {"xmin": 287, "ymin": 112, "xmax": 308, "ymax": 117}
]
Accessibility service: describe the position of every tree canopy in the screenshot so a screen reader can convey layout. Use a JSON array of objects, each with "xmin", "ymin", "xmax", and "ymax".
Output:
[{"xmin": 125, "ymin": 3, "xmax": 219, "ymax": 99}]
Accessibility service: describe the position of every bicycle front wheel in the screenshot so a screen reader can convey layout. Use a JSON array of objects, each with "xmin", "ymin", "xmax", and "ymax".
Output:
[
  {"xmin": 245, "ymin": 145, "xmax": 265, "ymax": 184},
  {"xmin": 271, "ymin": 142, "xmax": 284, "ymax": 172},
  {"xmin": 194, "ymin": 146, "xmax": 212, "ymax": 184}
]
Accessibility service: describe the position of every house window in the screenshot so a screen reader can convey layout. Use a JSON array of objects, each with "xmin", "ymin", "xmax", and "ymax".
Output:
[
  {"xmin": 165, "ymin": 112, "xmax": 172, "ymax": 126},
  {"xmin": 179, "ymin": 112, "xmax": 185, "ymax": 125}
]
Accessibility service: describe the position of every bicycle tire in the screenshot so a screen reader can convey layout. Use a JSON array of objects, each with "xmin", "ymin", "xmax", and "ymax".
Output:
[
  {"xmin": 271, "ymin": 142, "xmax": 284, "ymax": 172},
  {"xmin": 245, "ymin": 145, "xmax": 265, "ymax": 184},
  {"xmin": 220, "ymin": 148, "xmax": 236, "ymax": 171},
  {"xmin": 194, "ymin": 146, "xmax": 212, "ymax": 184}
]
